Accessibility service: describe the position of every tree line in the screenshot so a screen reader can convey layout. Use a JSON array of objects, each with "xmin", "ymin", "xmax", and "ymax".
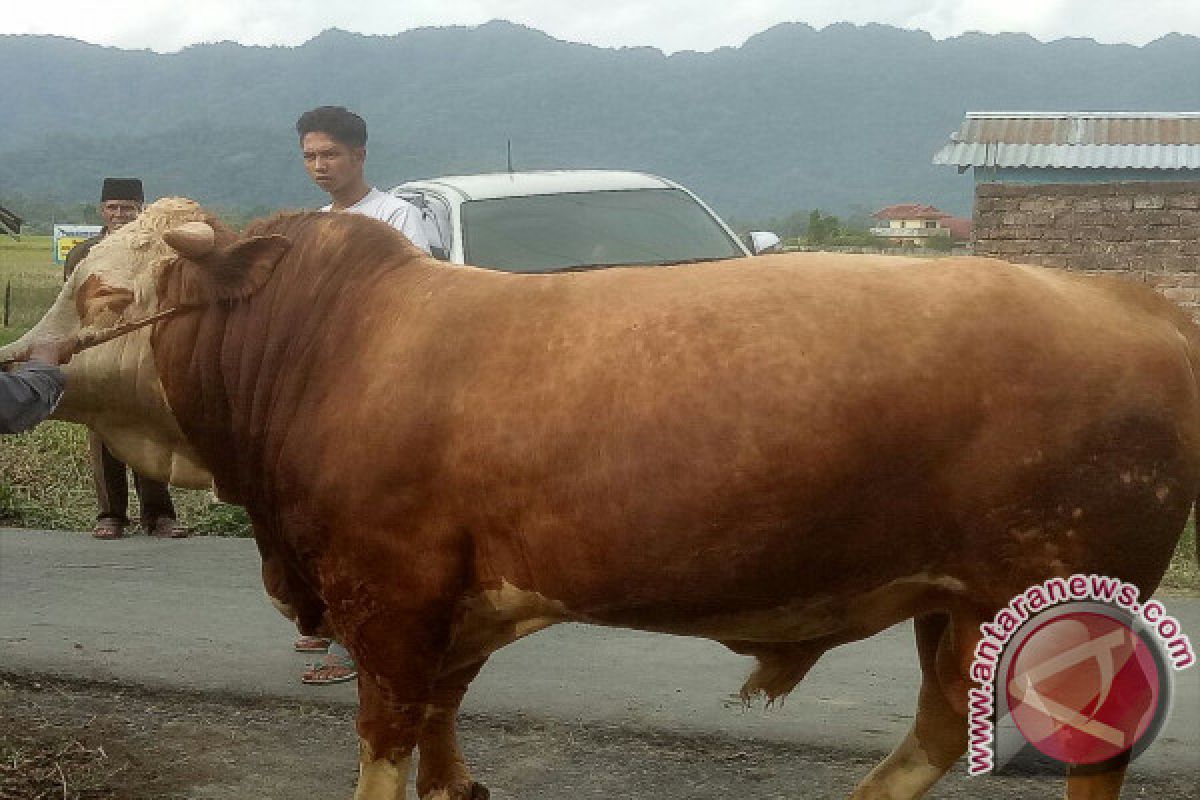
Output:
[
  {"xmin": 6, "ymin": 196, "xmax": 958, "ymax": 253},
  {"xmin": 733, "ymin": 208, "xmax": 892, "ymax": 248}
]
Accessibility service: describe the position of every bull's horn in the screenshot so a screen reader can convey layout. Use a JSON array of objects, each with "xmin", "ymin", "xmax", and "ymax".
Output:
[{"xmin": 163, "ymin": 222, "xmax": 216, "ymax": 259}]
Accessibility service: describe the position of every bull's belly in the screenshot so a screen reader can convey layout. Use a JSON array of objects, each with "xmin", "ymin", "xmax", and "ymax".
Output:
[
  {"xmin": 650, "ymin": 571, "xmax": 967, "ymax": 642},
  {"xmin": 444, "ymin": 572, "xmax": 966, "ymax": 670}
]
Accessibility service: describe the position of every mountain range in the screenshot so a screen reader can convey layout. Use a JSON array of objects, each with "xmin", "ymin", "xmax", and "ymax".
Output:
[{"xmin": 3, "ymin": 20, "xmax": 1199, "ymax": 225}]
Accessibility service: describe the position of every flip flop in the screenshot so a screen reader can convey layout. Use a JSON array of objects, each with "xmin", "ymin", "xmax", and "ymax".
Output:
[
  {"xmin": 301, "ymin": 658, "xmax": 358, "ymax": 685},
  {"xmin": 294, "ymin": 636, "xmax": 331, "ymax": 653},
  {"xmin": 92, "ymin": 519, "xmax": 125, "ymax": 540},
  {"xmin": 146, "ymin": 518, "xmax": 190, "ymax": 539}
]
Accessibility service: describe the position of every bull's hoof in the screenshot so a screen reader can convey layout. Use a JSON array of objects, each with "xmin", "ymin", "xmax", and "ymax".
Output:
[{"xmin": 420, "ymin": 782, "xmax": 489, "ymax": 800}]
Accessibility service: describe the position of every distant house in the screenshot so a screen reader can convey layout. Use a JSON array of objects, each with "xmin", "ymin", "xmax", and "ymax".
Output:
[
  {"xmin": 933, "ymin": 111, "xmax": 1200, "ymax": 317},
  {"xmin": 870, "ymin": 203, "xmax": 971, "ymax": 246}
]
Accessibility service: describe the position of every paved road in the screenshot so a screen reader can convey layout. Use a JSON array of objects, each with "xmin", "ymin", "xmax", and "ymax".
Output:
[{"xmin": 2, "ymin": 528, "xmax": 1197, "ymax": 775}]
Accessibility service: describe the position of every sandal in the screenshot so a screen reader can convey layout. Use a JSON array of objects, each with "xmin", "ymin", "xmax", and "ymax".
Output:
[
  {"xmin": 293, "ymin": 636, "xmax": 332, "ymax": 653},
  {"xmin": 92, "ymin": 519, "xmax": 126, "ymax": 540},
  {"xmin": 146, "ymin": 518, "xmax": 190, "ymax": 539},
  {"xmin": 301, "ymin": 656, "xmax": 358, "ymax": 685}
]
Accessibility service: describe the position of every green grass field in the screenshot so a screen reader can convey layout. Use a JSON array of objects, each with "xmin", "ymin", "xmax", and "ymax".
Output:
[
  {"xmin": 0, "ymin": 236, "xmax": 1196, "ymax": 587},
  {"xmin": 0, "ymin": 235, "xmax": 60, "ymax": 346}
]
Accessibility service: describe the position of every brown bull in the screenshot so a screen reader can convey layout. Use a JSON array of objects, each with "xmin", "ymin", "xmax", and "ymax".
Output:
[{"xmin": 6, "ymin": 197, "xmax": 1197, "ymax": 800}]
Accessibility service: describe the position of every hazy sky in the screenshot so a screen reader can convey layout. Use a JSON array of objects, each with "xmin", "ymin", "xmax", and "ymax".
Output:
[{"xmin": 6, "ymin": 1, "xmax": 1200, "ymax": 53}]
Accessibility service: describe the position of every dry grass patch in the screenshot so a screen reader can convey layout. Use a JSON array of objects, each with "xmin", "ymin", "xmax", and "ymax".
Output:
[{"xmin": 0, "ymin": 421, "xmax": 250, "ymax": 535}]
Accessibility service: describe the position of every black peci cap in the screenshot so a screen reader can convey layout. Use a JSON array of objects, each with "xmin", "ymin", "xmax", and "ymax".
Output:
[{"xmin": 101, "ymin": 178, "xmax": 144, "ymax": 203}]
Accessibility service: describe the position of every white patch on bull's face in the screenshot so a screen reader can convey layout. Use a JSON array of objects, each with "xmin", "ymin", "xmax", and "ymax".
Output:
[{"xmin": 0, "ymin": 199, "xmax": 214, "ymax": 488}]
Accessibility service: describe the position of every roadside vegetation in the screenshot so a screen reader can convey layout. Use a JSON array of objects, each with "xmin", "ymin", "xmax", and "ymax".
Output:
[
  {"xmin": 733, "ymin": 208, "xmax": 959, "ymax": 251},
  {"xmin": 0, "ymin": 238, "xmax": 1195, "ymax": 587}
]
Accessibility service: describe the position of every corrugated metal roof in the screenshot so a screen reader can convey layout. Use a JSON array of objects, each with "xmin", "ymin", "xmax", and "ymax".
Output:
[
  {"xmin": 933, "ymin": 112, "xmax": 1200, "ymax": 168},
  {"xmin": 934, "ymin": 142, "xmax": 1200, "ymax": 169}
]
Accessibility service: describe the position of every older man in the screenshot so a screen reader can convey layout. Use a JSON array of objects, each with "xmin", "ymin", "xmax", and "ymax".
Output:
[{"xmin": 64, "ymin": 178, "xmax": 186, "ymax": 540}]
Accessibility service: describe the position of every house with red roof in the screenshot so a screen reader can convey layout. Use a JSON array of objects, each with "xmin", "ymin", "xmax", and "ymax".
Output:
[{"xmin": 869, "ymin": 203, "xmax": 971, "ymax": 247}]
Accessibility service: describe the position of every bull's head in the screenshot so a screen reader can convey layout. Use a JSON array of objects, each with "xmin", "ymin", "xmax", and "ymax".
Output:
[{"xmin": 0, "ymin": 198, "xmax": 288, "ymax": 490}]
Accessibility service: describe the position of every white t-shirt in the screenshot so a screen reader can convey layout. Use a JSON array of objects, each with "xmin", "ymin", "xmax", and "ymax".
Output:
[{"xmin": 323, "ymin": 188, "xmax": 431, "ymax": 255}]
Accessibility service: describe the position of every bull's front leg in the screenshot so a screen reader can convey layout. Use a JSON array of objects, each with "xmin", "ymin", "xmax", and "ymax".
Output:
[
  {"xmin": 351, "ymin": 621, "xmax": 455, "ymax": 800},
  {"xmin": 416, "ymin": 659, "xmax": 491, "ymax": 800},
  {"xmin": 355, "ymin": 667, "xmax": 426, "ymax": 800},
  {"xmin": 326, "ymin": 538, "xmax": 471, "ymax": 800}
]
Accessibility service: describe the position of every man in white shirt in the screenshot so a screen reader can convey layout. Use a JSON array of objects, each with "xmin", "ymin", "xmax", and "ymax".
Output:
[
  {"xmin": 291, "ymin": 106, "xmax": 432, "ymax": 685},
  {"xmin": 296, "ymin": 105, "xmax": 432, "ymax": 254}
]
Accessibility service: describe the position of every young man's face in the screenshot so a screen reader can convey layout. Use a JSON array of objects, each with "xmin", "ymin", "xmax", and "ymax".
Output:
[
  {"xmin": 301, "ymin": 132, "xmax": 365, "ymax": 196},
  {"xmin": 99, "ymin": 200, "xmax": 141, "ymax": 233}
]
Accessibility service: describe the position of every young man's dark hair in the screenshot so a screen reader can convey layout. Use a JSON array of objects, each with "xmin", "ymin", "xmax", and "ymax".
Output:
[{"xmin": 295, "ymin": 106, "xmax": 368, "ymax": 148}]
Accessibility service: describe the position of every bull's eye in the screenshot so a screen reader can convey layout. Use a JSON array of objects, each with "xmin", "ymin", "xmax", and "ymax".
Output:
[{"xmin": 75, "ymin": 275, "xmax": 135, "ymax": 327}]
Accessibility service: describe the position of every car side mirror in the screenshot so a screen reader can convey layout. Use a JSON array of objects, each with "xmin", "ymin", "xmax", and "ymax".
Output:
[{"xmin": 747, "ymin": 231, "xmax": 782, "ymax": 255}]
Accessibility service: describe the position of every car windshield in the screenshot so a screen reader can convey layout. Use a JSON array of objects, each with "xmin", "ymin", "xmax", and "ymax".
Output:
[{"xmin": 461, "ymin": 188, "xmax": 744, "ymax": 272}]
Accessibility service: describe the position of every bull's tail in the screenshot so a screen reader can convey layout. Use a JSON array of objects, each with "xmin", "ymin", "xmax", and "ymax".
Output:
[
  {"xmin": 1152, "ymin": 292, "xmax": 1200, "ymax": 583},
  {"xmin": 1177, "ymin": 319, "xmax": 1200, "ymax": 581}
]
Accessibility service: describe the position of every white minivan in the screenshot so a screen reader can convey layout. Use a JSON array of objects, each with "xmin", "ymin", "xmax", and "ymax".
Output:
[{"xmin": 390, "ymin": 170, "xmax": 779, "ymax": 271}]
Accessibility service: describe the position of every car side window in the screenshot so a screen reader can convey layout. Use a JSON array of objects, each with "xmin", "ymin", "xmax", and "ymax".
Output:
[{"xmin": 396, "ymin": 190, "xmax": 453, "ymax": 261}]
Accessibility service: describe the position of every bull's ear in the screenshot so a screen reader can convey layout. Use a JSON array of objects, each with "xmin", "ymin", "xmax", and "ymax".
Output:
[
  {"xmin": 165, "ymin": 224, "xmax": 290, "ymax": 304},
  {"xmin": 204, "ymin": 234, "xmax": 292, "ymax": 302}
]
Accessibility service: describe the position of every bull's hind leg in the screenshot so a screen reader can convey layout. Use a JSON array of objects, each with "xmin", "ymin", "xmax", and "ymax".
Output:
[
  {"xmin": 850, "ymin": 613, "xmax": 976, "ymax": 800},
  {"xmin": 1065, "ymin": 760, "xmax": 1130, "ymax": 800},
  {"xmin": 416, "ymin": 659, "xmax": 491, "ymax": 800}
]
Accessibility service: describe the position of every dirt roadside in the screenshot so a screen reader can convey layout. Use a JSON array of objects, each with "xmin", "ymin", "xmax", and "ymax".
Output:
[{"xmin": 2, "ymin": 672, "xmax": 1195, "ymax": 800}]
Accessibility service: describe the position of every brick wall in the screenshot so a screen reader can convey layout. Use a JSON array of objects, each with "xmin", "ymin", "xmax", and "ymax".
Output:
[{"xmin": 973, "ymin": 181, "xmax": 1200, "ymax": 315}]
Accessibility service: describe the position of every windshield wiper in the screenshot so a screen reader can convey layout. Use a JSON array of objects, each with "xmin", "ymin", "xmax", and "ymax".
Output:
[
  {"xmin": 650, "ymin": 257, "xmax": 733, "ymax": 267},
  {"xmin": 551, "ymin": 262, "xmax": 632, "ymax": 273},
  {"xmin": 543, "ymin": 256, "xmax": 735, "ymax": 274}
]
